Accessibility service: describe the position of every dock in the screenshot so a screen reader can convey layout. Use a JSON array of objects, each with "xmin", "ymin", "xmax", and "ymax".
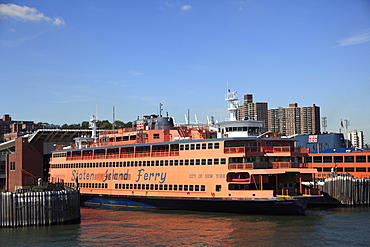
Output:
[
  {"xmin": 0, "ymin": 188, "xmax": 80, "ymax": 227},
  {"xmin": 311, "ymin": 174, "xmax": 370, "ymax": 206}
]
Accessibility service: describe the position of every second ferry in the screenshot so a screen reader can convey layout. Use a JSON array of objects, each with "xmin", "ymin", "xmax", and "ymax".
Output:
[{"xmin": 49, "ymin": 90, "xmax": 320, "ymax": 214}]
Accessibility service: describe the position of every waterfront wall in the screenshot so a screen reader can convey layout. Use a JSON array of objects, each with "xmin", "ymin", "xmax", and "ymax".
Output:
[
  {"xmin": 0, "ymin": 189, "xmax": 80, "ymax": 227},
  {"xmin": 322, "ymin": 175, "xmax": 370, "ymax": 205}
]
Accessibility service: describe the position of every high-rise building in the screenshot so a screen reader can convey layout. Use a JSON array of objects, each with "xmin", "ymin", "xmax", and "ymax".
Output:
[
  {"xmin": 348, "ymin": 130, "xmax": 364, "ymax": 149},
  {"xmin": 268, "ymin": 103, "xmax": 320, "ymax": 136},
  {"xmin": 237, "ymin": 94, "xmax": 268, "ymax": 132}
]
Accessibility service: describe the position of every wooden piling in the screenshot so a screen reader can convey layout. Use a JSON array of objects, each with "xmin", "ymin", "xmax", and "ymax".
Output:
[
  {"xmin": 320, "ymin": 174, "xmax": 370, "ymax": 205},
  {"xmin": 0, "ymin": 189, "xmax": 80, "ymax": 227}
]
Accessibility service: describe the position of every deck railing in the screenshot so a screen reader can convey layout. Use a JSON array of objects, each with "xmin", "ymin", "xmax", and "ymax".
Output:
[{"xmin": 228, "ymin": 162, "xmax": 308, "ymax": 170}]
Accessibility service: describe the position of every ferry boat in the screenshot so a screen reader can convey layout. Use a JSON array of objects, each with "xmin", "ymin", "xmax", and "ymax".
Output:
[{"xmin": 49, "ymin": 90, "xmax": 319, "ymax": 215}]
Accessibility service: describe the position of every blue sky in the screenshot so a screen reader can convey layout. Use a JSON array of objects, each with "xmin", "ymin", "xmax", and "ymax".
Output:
[{"xmin": 1, "ymin": 1, "xmax": 370, "ymax": 144}]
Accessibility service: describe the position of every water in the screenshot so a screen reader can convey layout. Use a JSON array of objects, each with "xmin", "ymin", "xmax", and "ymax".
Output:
[{"xmin": 1, "ymin": 206, "xmax": 370, "ymax": 246}]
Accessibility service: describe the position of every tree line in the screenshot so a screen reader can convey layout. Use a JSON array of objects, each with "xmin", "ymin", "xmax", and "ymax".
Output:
[{"xmin": 60, "ymin": 120, "xmax": 132, "ymax": 130}]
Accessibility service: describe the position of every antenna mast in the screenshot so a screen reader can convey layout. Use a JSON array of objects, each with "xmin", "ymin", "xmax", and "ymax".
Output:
[
  {"xmin": 225, "ymin": 80, "xmax": 239, "ymax": 121},
  {"xmin": 112, "ymin": 106, "xmax": 115, "ymax": 130}
]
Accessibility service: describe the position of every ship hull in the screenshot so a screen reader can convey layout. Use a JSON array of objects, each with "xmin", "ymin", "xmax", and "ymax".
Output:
[{"xmin": 81, "ymin": 194, "xmax": 308, "ymax": 215}]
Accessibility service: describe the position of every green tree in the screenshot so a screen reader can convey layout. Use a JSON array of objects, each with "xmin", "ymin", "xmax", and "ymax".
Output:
[{"xmin": 97, "ymin": 120, "xmax": 112, "ymax": 130}]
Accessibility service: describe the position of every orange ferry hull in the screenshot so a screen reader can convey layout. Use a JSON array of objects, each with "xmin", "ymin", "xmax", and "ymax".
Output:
[{"xmin": 81, "ymin": 194, "xmax": 308, "ymax": 215}]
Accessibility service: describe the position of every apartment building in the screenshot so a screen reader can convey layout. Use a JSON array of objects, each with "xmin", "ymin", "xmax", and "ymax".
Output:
[
  {"xmin": 237, "ymin": 94, "xmax": 268, "ymax": 132},
  {"xmin": 268, "ymin": 103, "xmax": 321, "ymax": 136},
  {"xmin": 348, "ymin": 130, "xmax": 364, "ymax": 149}
]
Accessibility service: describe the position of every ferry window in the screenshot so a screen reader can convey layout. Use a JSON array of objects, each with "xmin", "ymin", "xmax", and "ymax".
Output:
[
  {"xmin": 196, "ymin": 144, "xmax": 200, "ymax": 150},
  {"xmin": 164, "ymin": 184, "xmax": 168, "ymax": 190},
  {"xmin": 159, "ymin": 185, "xmax": 163, "ymax": 190},
  {"xmin": 185, "ymin": 160, "xmax": 189, "ymax": 166},
  {"xmin": 190, "ymin": 159, "xmax": 194, "ymax": 165},
  {"xmin": 221, "ymin": 158, "xmax": 226, "ymax": 165},
  {"xmin": 138, "ymin": 161, "xmax": 142, "ymax": 166},
  {"xmin": 137, "ymin": 184, "xmax": 141, "ymax": 189},
  {"xmin": 207, "ymin": 159, "xmax": 212, "ymax": 165},
  {"xmin": 168, "ymin": 184, "xmax": 172, "ymax": 190},
  {"xmin": 201, "ymin": 185, "xmax": 206, "ymax": 191},
  {"xmin": 151, "ymin": 161, "xmax": 155, "ymax": 166},
  {"xmin": 344, "ymin": 167, "xmax": 354, "ymax": 172},
  {"xmin": 202, "ymin": 143, "xmax": 207, "ymax": 149},
  {"xmin": 214, "ymin": 143, "xmax": 220, "ymax": 149},
  {"xmin": 215, "ymin": 185, "xmax": 221, "ymax": 191},
  {"xmin": 130, "ymin": 184, "xmax": 133, "ymax": 189},
  {"xmin": 201, "ymin": 159, "xmax": 206, "ymax": 165},
  {"xmin": 189, "ymin": 185, "xmax": 194, "ymax": 191},
  {"xmin": 165, "ymin": 160, "xmax": 168, "ymax": 166},
  {"xmin": 323, "ymin": 156, "xmax": 332, "ymax": 163},
  {"xmin": 356, "ymin": 156, "xmax": 366, "ymax": 163},
  {"xmin": 196, "ymin": 159, "xmax": 200, "ymax": 165},
  {"xmin": 146, "ymin": 184, "xmax": 150, "ymax": 190},
  {"xmin": 314, "ymin": 167, "xmax": 322, "ymax": 172},
  {"xmin": 174, "ymin": 185, "xmax": 178, "ymax": 190},
  {"xmin": 150, "ymin": 184, "xmax": 154, "ymax": 190},
  {"xmin": 184, "ymin": 185, "xmax": 188, "ymax": 191},
  {"xmin": 155, "ymin": 185, "xmax": 159, "ymax": 190},
  {"xmin": 305, "ymin": 157, "xmax": 312, "ymax": 163},
  {"xmin": 160, "ymin": 160, "xmax": 164, "ymax": 166},
  {"xmin": 185, "ymin": 144, "xmax": 189, "ymax": 150},
  {"xmin": 174, "ymin": 160, "xmax": 179, "ymax": 166},
  {"xmin": 229, "ymin": 157, "xmax": 243, "ymax": 163},
  {"xmin": 195, "ymin": 185, "xmax": 199, "ymax": 191},
  {"xmin": 180, "ymin": 145, "xmax": 184, "ymax": 151},
  {"xmin": 344, "ymin": 156, "xmax": 354, "ymax": 163},
  {"xmin": 119, "ymin": 162, "xmax": 123, "ymax": 167},
  {"xmin": 214, "ymin": 158, "xmax": 219, "ymax": 165},
  {"xmin": 334, "ymin": 156, "xmax": 343, "ymax": 163},
  {"xmin": 208, "ymin": 143, "xmax": 213, "ymax": 149},
  {"xmin": 323, "ymin": 167, "xmax": 331, "ymax": 172},
  {"xmin": 336, "ymin": 167, "xmax": 343, "ymax": 172},
  {"xmin": 170, "ymin": 160, "xmax": 173, "ymax": 166},
  {"xmin": 179, "ymin": 160, "xmax": 183, "ymax": 166},
  {"xmin": 179, "ymin": 185, "xmax": 183, "ymax": 191},
  {"xmin": 313, "ymin": 156, "xmax": 322, "ymax": 163},
  {"xmin": 368, "ymin": 168, "xmax": 370, "ymax": 172},
  {"xmin": 123, "ymin": 162, "xmax": 126, "ymax": 167},
  {"xmin": 190, "ymin": 144, "xmax": 195, "ymax": 150},
  {"xmin": 153, "ymin": 133, "xmax": 160, "ymax": 139},
  {"xmin": 356, "ymin": 168, "xmax": 366, "ymax": 172},
  {"xmin": 156, "ymin": 161, "xmax": 159, "ymax": 166},
  {"xmin": 135, "ymin": 161, "xmax": 138, "ymax": 167}
]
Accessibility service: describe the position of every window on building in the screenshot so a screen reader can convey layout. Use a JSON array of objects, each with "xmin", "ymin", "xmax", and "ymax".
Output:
[
  {"xmin": 334, "ymin": 156, "xmax": 343, "ymax": 163},
  {"xmin": 356, "ymin": 167, "xmax": 366, "ymax": 172},
  {"xmin": 344, "ymin": 156, "xmax": 354, "ymax": 163},
  {"xmin": 10, "ymin": 162, "xmax": 15, "ymax": 171},
  {"xmin": 323, "ymin": 156, "xmax": 332, "ymax": 163},
  {"xmin": 356, "ymin": 156, "xmax": 366, "ymax": 163},
  {"xmin": 344, "ymin": 167, "xmax": 354, "ymax": 172},
  {"xmin": 313, "ymin": 156, "xmax": 322, "ymax": 163}
]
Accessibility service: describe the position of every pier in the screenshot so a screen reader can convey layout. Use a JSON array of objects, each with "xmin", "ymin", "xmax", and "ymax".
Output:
[
  {"xmin": 322, "ymin": 175, "xmax": 370, "ymax": 205},
  {"xmin": 313, "ymin": 174, "xmax": 370, "ymax": 206},
  {"xmin": 0, "ymin": 188, "xmax": 80, "ymax": 227}
]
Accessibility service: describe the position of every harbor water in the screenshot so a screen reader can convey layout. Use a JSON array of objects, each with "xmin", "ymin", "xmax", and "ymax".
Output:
[{"xmin": 1, "ymin": 206, "xmax": 370, "ymax": 246}]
